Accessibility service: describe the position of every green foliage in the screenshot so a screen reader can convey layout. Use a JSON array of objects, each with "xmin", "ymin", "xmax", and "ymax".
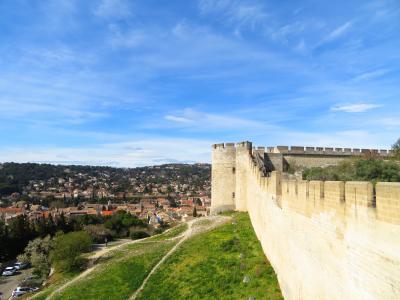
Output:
[
  {"xmin": 50, "ymin": 231, "xmax": 92, "ymax": 273},
  {"xmin": 31, "ymin": 252, "xmax": 51, "ymax": 278},
  {"xmin": 130, "ymin": 231, "xmax": 150, "ymax": 240},
  {"xmin": 18, "ymin": 235, "xmax": 52, "ymax": 278},
  {"xmin": 137, "ymin": 213, "xmax": 282, "ymax": 300},
  {"xmin": 0, "ymin": 220, "xmax": 9, "ymax": 260},
  {"xmin": 104, "ymin": 210, "xmax": 147, "ymax": 237},
  {"xmin": 303, "ymin": 158, "xmax": 400, "ymax": 183},
  {"xmin": 392, "ymin": 138, "xmax": 400, "ymax": 160},
  {"xmin": 392, "ymin": 138, "xmax": 400, "ymax": 150},
  {"xmin": 4, "ymin": 215, "xmax": 34, "ymax": 258},
  {"xmin": 0, "ymin": 182, "xmax": 19, "ymax": 195}
]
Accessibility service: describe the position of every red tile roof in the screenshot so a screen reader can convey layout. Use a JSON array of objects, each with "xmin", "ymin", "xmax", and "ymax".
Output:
[{"xmin": 101, "ymin": 210, "xmax": 114, "ymax": 216}]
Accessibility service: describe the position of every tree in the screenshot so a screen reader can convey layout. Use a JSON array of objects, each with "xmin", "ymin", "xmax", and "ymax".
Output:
[
  {"xmin": 50, "ymin": 231, "xmax": 91, "ymax": 272},
  {"xmin": 393, "ymin": 138, "xmax": 400, "ymax": 150},
  {"xmin": 8, "ymin": 215, "xmax": 33, "ymax": 257},
  {"xmin": 193, "ymin": 207, "xmax": 197, "ymax": 217},
  {"xmin": 392, "ymin": 138, "xmax": 400, "ymax": 160},
  {"xmin": 18, "ymin": 236, "xmax": 52, "ymax": 278},
  {"xmin": 0, "ymin": 220, "xmax": 9, "ymax": 260}
]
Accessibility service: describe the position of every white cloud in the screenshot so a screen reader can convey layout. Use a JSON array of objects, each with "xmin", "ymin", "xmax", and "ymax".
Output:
[
  {"xmin": 315, "ymin": 21, "xmax": 353, "ymax": 47},
  {"xmin": 94, "ymin": 0, "xmax": 131, "ymax": 19},
  {"xmin": 330, "ymin": 103, "xmax": 381, "ymax": 113},
  {"xmin": 165, "ymin": 115, "xmax": 192, "ymax": 123},
  {"xmin": 270, "ymin": 22, "xmax": 306, "ymax": 43},
  {"xmin": 163, "ymin": 108, "xmax": 271, "ymax": 131},
  {"xmin": 327, "ymin": 21, "xmax": 352, "ymax": 41},
  {"xmin": 353, "ymin": 69, "xmax": 389, "ymax": 82}
]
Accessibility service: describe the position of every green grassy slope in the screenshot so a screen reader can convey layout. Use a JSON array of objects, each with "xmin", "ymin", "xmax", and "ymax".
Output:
[
  {"xmin": 137, "ymin": 212, "xmax": 282, "ymax": 300},
  {"xmin": 51, "ymin": 240, "xmax": 176, "ymax": 300},
  {"xmin": 27, "ymin": 223, "xmax": 188, "ymax": 300}
]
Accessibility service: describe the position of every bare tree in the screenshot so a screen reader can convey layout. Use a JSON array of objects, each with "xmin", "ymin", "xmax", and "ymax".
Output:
[{"xmin": 392, "ymin": 138, "xmax": 400, "ymax": 150}]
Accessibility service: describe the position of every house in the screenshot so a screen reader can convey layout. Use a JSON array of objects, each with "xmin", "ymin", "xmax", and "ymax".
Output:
[{"xmin": 0, "ymin": 207, "xmax": 24, "ymax": 223}]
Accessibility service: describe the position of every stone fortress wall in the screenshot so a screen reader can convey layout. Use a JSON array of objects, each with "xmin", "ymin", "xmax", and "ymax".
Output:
[
  {"xmin": 261, "ymin": 145, "xmax": 393, "ymax": 171},
  {"xmin": 211, "ymin": 142, "xmax": 400, "ymax": 300}
]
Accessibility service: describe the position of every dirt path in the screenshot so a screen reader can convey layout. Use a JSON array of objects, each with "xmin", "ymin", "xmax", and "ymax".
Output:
[{"xmin": 129, "ymin": 215, "xmax": 230, "ymax": 300}]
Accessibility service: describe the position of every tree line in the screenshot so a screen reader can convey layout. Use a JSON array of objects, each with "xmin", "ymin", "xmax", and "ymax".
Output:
[
  {"xmin": 0, "ymin": 210, "xmax": 153, "ymax": 262},
  {"xmin": 302, "ymin": 138, "xmax": 400, "ymax": 182}
]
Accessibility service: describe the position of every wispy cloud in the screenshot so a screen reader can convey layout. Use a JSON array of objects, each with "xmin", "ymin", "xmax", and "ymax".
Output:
[
  {"xmin": 94, "ymin": 0, "xmax": 132, "ymax": 19},
  {"xmin": 327, "ymin": 21, "xmax": 352, "ymax": 40},
  {"xmin": 1, "ymin": 1, "xmax": 400, "ymax": 166},
  {"xmin": 163, "ymin": 108, "xmax": 271, "ymax": 131},
  {"xmin": 198, "ymin": 0, "xmax": 268, "ymax": 29},
  {"xmin": 315, "ymin": 21, "xmax": 353, "ymax": 48},
  {"xmin": 165, "ymin": 115, "xmax": 192, "ymax": 123},
  {"xmin": 330, "ymin": 103, "xmax": 381, "ymax": 113},
  {"xmin": 107, "ymin": 24, "xmax": 145, "ymax": 48},
  {"xmin": 352, "ymin": 69, "xmax": 389, "ymax": 82}
]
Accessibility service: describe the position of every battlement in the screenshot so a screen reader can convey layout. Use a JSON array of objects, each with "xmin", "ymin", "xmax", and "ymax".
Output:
[
  {"xmin": 212, "ymin": 142, "xmax": 236, "ymax": 149},
  {"xmin": 266, "ymin": 145, "xmax": 392, "ymax": 156},
  {"xmin": 212, "ymin": 141, "xmax": 253, "ymax": 150},
  {"xmin": 279, "ymin": 178, "xmax": 400, "ymax": 224},
  {"xmin": 214, "ymin": 143, "xmax": 393, "ymax": 156}
]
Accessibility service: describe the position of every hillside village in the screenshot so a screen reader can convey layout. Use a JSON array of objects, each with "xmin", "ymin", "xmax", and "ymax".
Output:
[{"xmin": 0, "ymin": 163, "xmax": 211, "ymax": 225}]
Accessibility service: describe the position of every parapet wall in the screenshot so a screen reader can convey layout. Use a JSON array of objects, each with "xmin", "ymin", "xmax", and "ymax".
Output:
[
  {"xmin": 211, "ymin": 142, "xmax": 400, "ymax": 300},
  {"xmin": 268, "ymin": 145, "xmax": 393, "ymax": 156}
]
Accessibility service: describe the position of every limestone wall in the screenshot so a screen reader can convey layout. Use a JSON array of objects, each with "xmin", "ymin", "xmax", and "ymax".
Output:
[
  {"xmin": 235, "ymin": 142, "xmax": 252, "ymax": 211},
  {"xmin": 210, "ymin": 143, "xmax": 236, "ymax": 214},
  {"xmin": 214, "ymin": 144, "xmax": 400, "ymax": 299},
  {"xmin": 283, "ymin": 154, "xmax": 351, "ymax": 169}
]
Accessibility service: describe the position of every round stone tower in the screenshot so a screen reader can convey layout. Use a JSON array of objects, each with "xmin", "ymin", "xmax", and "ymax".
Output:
[{"xmin": 210, "ymin": 143, "xmax": 236, "ymax": 214}]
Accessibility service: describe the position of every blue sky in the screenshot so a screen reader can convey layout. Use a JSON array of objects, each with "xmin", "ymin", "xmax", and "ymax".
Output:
[{"xmin": 1, "ymin": 0, "xmax": 399, "ymax": 166}]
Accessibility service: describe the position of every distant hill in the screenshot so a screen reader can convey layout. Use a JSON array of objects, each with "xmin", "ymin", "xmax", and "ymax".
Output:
[{"xmin": 0, "ymin": 162, "xmax": 211, "ymax": 197}]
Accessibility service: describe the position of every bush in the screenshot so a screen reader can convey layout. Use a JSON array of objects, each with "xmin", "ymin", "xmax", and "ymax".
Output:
[
  {"xmin": 130, "ymin": 231, "xmax": 150, "ymax": 240},
  {"xmin": 303, "ymin": 158, "xmax": 400, "ymax": 183},
  {"xmin": 50, "ymin": 231, "xmax": 92, "ymax": 272},
  {"xmin": 31, "ymin": 252, "xmax": 50, "ymax": 278}
]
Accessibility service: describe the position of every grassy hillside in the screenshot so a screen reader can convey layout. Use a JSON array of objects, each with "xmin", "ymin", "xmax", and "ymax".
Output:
[
  {"xmin": 137, "ymin": 213, "xmax": 282, "ymax": 300},
  {"xmin": 29, "ymin": 213, "xmax": 282, "ymax": 300},
  {"xmin": 52, "ymin": 240, "xmax": 176, "ymax": 300}
]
